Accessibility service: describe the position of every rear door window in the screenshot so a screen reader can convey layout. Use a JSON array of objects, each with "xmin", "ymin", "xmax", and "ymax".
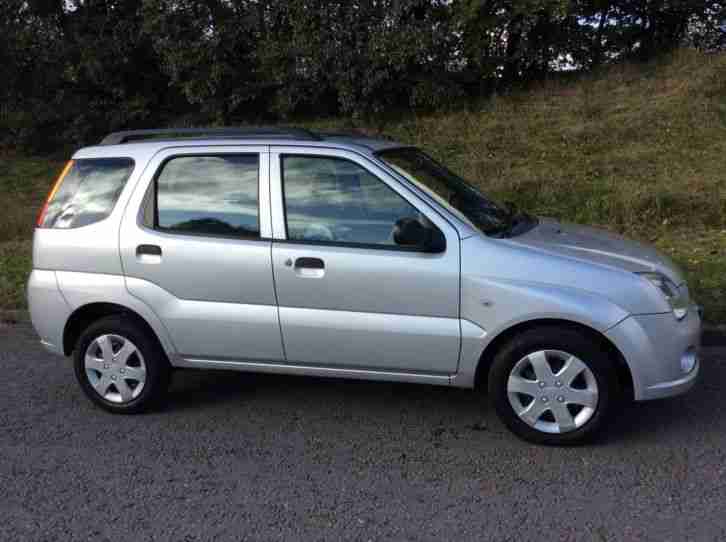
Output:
[
  {"xmin": 155, "ymin": 154, "xmax": 260, "ymax": 238},
  {"xmin": 40, "ymin": 158, "xmax": 134, "ymax": 228}
]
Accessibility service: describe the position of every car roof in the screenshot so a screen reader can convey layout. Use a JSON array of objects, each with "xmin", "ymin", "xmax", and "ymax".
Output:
[{"xmin": 73, "ymin": 128, "xmax": 406, "ymax": 159}]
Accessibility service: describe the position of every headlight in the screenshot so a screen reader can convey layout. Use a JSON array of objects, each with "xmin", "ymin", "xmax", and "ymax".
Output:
[{"xmin": 638, "ymin": 272, "xmax": 688, "ymax": 320}]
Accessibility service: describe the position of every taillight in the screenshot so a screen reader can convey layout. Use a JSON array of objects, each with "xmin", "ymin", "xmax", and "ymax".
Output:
[{"xmin": 36, "ymin": 160, "xmax": 74, "ymax": 228}]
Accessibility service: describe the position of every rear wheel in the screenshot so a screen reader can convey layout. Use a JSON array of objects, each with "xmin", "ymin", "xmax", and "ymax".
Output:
[
  {"xmin": 74, "ymin": 315, "xmax": 170, "ymax": 413},
  {"xmin": 488, "ymin": 326, "xmax": 618, "ymax": 445}
]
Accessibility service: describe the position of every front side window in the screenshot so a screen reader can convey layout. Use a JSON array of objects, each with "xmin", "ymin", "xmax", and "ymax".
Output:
[
  {"xmin": 40, "ymin": 158, "xmax": 134, "ymax": 229},
  {"xmin": 155, "ymin": 154, "xmax": 259, "ymax": 238},
  {"xmin": 282, "ymin": 155, "xmax": 421, "ymax": 246}
]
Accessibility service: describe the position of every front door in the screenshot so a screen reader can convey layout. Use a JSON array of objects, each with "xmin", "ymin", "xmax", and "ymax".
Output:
[
  {"xmin": 269, "ymin": 147, "xmax": 461, "ymax": 374},
  {"xmin": 120, "ymin": 146, "xmax": 285, "ymax": 362}
]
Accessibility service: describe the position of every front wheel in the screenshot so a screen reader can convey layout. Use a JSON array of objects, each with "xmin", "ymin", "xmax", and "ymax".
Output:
[{"xmin": 488, "ymin": 326, "xmax": 618, "ymax": 445}]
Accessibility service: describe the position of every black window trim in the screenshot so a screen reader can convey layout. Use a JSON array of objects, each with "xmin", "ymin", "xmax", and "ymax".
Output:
[
  {"xmin": 149, "ymin": 152, "xmax": 265, "ymax": 242},
  {"xmin": 278, "ymin": 153, "xmax": 446, "ymax": 254}
]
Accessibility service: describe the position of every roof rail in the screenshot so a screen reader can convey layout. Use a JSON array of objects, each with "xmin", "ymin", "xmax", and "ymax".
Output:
[
  {"xmin": 316, "ymin": 129, "xmax": 372, "ymax": 138},
  {"xmin": 98, "ymin": 126, "xmax": 322, "ymax": 145}
]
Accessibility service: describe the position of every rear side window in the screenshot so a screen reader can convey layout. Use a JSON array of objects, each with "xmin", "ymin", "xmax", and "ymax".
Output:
[
  {"xmin": 39, "ymin": 158, "xmax": 134, "ymax": 228},
  {"xmin": 155, "ymin": 155, "xmax": 259, "ymax": 238}
]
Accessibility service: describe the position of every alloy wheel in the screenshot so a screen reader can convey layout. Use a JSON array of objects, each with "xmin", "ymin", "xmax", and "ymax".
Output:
[
  {"xmin": 84, "ymin": 334, "xmax": 147, "ymax": 404},
  {"xmin": 507, "ymin": 350, "xmax": 599, "ymax": 434}
]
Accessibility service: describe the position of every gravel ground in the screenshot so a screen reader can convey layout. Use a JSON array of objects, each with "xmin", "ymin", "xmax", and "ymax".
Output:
[{"xmin": 2, "ymin": 321, "xmax": 726, "ymax": 542}]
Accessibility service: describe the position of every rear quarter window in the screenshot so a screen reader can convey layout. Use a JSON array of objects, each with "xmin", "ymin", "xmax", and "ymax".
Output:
[{"xmin": 40, "ymin": 158, "xmax": 134, "ymax": 228}]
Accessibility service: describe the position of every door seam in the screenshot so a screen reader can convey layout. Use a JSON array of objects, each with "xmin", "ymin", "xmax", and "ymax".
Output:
[{"xmin": 268, "ymin": 149, "xmax": 288, "ymax": 361}]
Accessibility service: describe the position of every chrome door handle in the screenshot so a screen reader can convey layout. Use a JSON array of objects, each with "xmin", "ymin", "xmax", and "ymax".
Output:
[
  {"xmin": 295, "ymin": 257, "xmax": 324, "ymax": 269},
  {"xmin": 136, "ymin": 244, "xmax": 162, "ymax": 264},
  {"xmin": 293, "ymin": 257, "xmax": 325, "ymax": 278},
  {"xmin": 137, "ymin": 244, "xmax": 162, "ymax": 256}
]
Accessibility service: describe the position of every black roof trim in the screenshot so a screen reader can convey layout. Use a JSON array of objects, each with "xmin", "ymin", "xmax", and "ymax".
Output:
[{"xmin": 99, "ymin": 127, "xmax": 323, "ymax": 145}]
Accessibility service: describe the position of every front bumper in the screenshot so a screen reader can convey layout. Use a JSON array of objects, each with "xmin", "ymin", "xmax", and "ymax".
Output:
[{"xmin": 605, "ymin": 305, "xmax": 701, "ymax": 401}]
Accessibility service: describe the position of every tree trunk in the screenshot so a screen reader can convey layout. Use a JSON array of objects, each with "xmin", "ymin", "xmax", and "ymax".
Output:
[
  {"xmin": 503, "ymin": 14, "xmax": 524, "ymax": 84},
  {"xmin": 593, "ymin": 7, "xmax": 610, "ymax": 67}
]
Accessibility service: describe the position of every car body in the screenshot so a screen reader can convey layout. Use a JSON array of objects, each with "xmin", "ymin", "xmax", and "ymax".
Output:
[{"xmin": 27, "ymin": 127, "xmax": 701, "ymax": 444}]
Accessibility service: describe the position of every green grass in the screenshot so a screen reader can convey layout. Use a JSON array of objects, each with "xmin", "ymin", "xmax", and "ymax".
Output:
[
  {"xmin": 0, "ymin": 154, "xmax": 65, "ymax": 243},
  {"xmin": 313, "ymin": 49, "xmax": 726, "ymax": 234},
  {"xmin": 654, "ymin": 229, "xmax": 726, "ymax": 323},
  {"xmin": 0, "ymin": 240, "xmax": 32, "ymax": 310},
  {"xmin": 1, "ymin": 49, "xmax": 724, "ymax": 321},
  {"xmin": 0, "ymin": 154, "xmax": 65, "ymax": 310}
]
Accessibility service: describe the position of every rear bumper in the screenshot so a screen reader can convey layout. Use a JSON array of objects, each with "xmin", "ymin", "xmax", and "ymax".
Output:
[
  {"xmin": 40, "ymin": 338, "xmax": 64, "ymax": 356},
  {"xmin": 606, "ymin": 306, "xmax": 701, "ymax": 401},
  {"xmin": 27, "ymin": 269, "xmax": 71, "ymax": 356}
]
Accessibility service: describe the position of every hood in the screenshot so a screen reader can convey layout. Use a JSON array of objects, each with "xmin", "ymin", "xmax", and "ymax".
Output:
[{"xmin": 507, "ymin": 218, "xmax": 685, "ymax": 284}]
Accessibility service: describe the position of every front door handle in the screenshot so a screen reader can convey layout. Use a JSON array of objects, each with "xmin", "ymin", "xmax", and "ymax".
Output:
[
  {"xmin": 136, "ymin": 244, "xmax": 162, "ymax": 264},
  {"xmin": 293, "ymin": 257, "xmax": 325, "ymax": 278},
  {"xmin": 137, "ymin": 244, "xmax": 162, "ymax": 256}
]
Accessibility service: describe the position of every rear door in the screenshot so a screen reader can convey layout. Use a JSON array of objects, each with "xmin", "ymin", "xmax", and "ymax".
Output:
[
  {"xmin": 269, "ymin": 146, "xmax": 461, "ymax": 374},
  {"xmin": 120, "ymin": 145, "xmax": 284, "ymax": 362}
]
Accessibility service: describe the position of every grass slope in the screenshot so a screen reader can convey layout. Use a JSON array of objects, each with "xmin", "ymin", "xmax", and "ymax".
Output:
[
  {"xmin": 0, "ymin": 156, "xmax": 63, "ymax": 309},
  {"xmin": 1, "ymin": 49, "xmax": 724, "ymax": 320}
]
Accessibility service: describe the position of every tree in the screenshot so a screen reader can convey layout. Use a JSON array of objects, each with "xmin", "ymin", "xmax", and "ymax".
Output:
[{"xmin": 2, "ymin": 0, "xmax": 723, "ymax": 149}]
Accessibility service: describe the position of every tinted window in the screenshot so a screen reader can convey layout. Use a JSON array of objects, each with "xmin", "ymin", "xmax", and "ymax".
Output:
[
  {"xmin": 42, "ymin": 158, "xmax": 134, "ymax": 228},
  {"xmin": 282, "ymin": 155, "xmax": 420, "ymax": 246},
  {"xmin": 156, "ymin": 155, "xmax": 259, "ymax": 238},
  {"xmin": 378, "ymin": 148, "xmax": 513, "ymax": 236}
]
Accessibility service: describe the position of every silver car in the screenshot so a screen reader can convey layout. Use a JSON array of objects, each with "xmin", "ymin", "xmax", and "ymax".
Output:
[{"xmin": 27, "ymin": 127, "xmax": 701, "ymax": 445}]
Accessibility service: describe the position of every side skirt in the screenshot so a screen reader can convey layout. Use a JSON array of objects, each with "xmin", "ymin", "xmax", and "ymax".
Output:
[{"xmin": 173, "ymin": 356, "xmax": 454, "ymax": 387}]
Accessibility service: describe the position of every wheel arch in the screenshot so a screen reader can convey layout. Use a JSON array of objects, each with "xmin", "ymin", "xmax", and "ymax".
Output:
[
  {"xmin": 63, "ymin": 302, "xmax": 164, "ymax": 357},
  {"xmin": 473, "ymin": 318, "xmax": 634, "ymax": 398}
]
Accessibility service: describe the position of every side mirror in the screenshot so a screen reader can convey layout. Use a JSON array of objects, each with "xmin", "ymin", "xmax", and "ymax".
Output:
[{"xmin": 393, "ymin": 218, "xmax": 446, "ymax": 253}]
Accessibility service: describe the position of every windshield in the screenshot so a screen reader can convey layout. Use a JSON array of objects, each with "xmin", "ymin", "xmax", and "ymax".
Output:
[{"xmin": 377, "ymin": 148, "xmax": 516, "ymax": 236}]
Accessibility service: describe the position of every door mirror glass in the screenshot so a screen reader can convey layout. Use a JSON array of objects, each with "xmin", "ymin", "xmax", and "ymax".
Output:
[
  {"xmin": 393, "ymin": 217, "xmax": 426, "ymax": 246},
  {"xmin": 393, "ymin": 218, "xmax": 446, "ymax": 253}
]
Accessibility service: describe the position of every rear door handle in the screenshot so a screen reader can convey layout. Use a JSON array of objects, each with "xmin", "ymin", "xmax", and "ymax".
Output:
[
  {"xmin": 295, "ymin": 257, "xmax": 324, "ymax": 269},
  {"xmin": 293, "ymin": 257, "xmax": 325, "ymax": 278},
  {"xmin": 137, "ymin": 244, "xmax": 162, "ymax": 256}
]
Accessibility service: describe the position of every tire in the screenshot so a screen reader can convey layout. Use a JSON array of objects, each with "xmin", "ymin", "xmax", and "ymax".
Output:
[
  {"xmin": 73, "ymin": 315, "xmax": 170, "ymax": 414},
  {"xmin": 488, "ymin": 326, "xmax": 618, "ymax": 445}
]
